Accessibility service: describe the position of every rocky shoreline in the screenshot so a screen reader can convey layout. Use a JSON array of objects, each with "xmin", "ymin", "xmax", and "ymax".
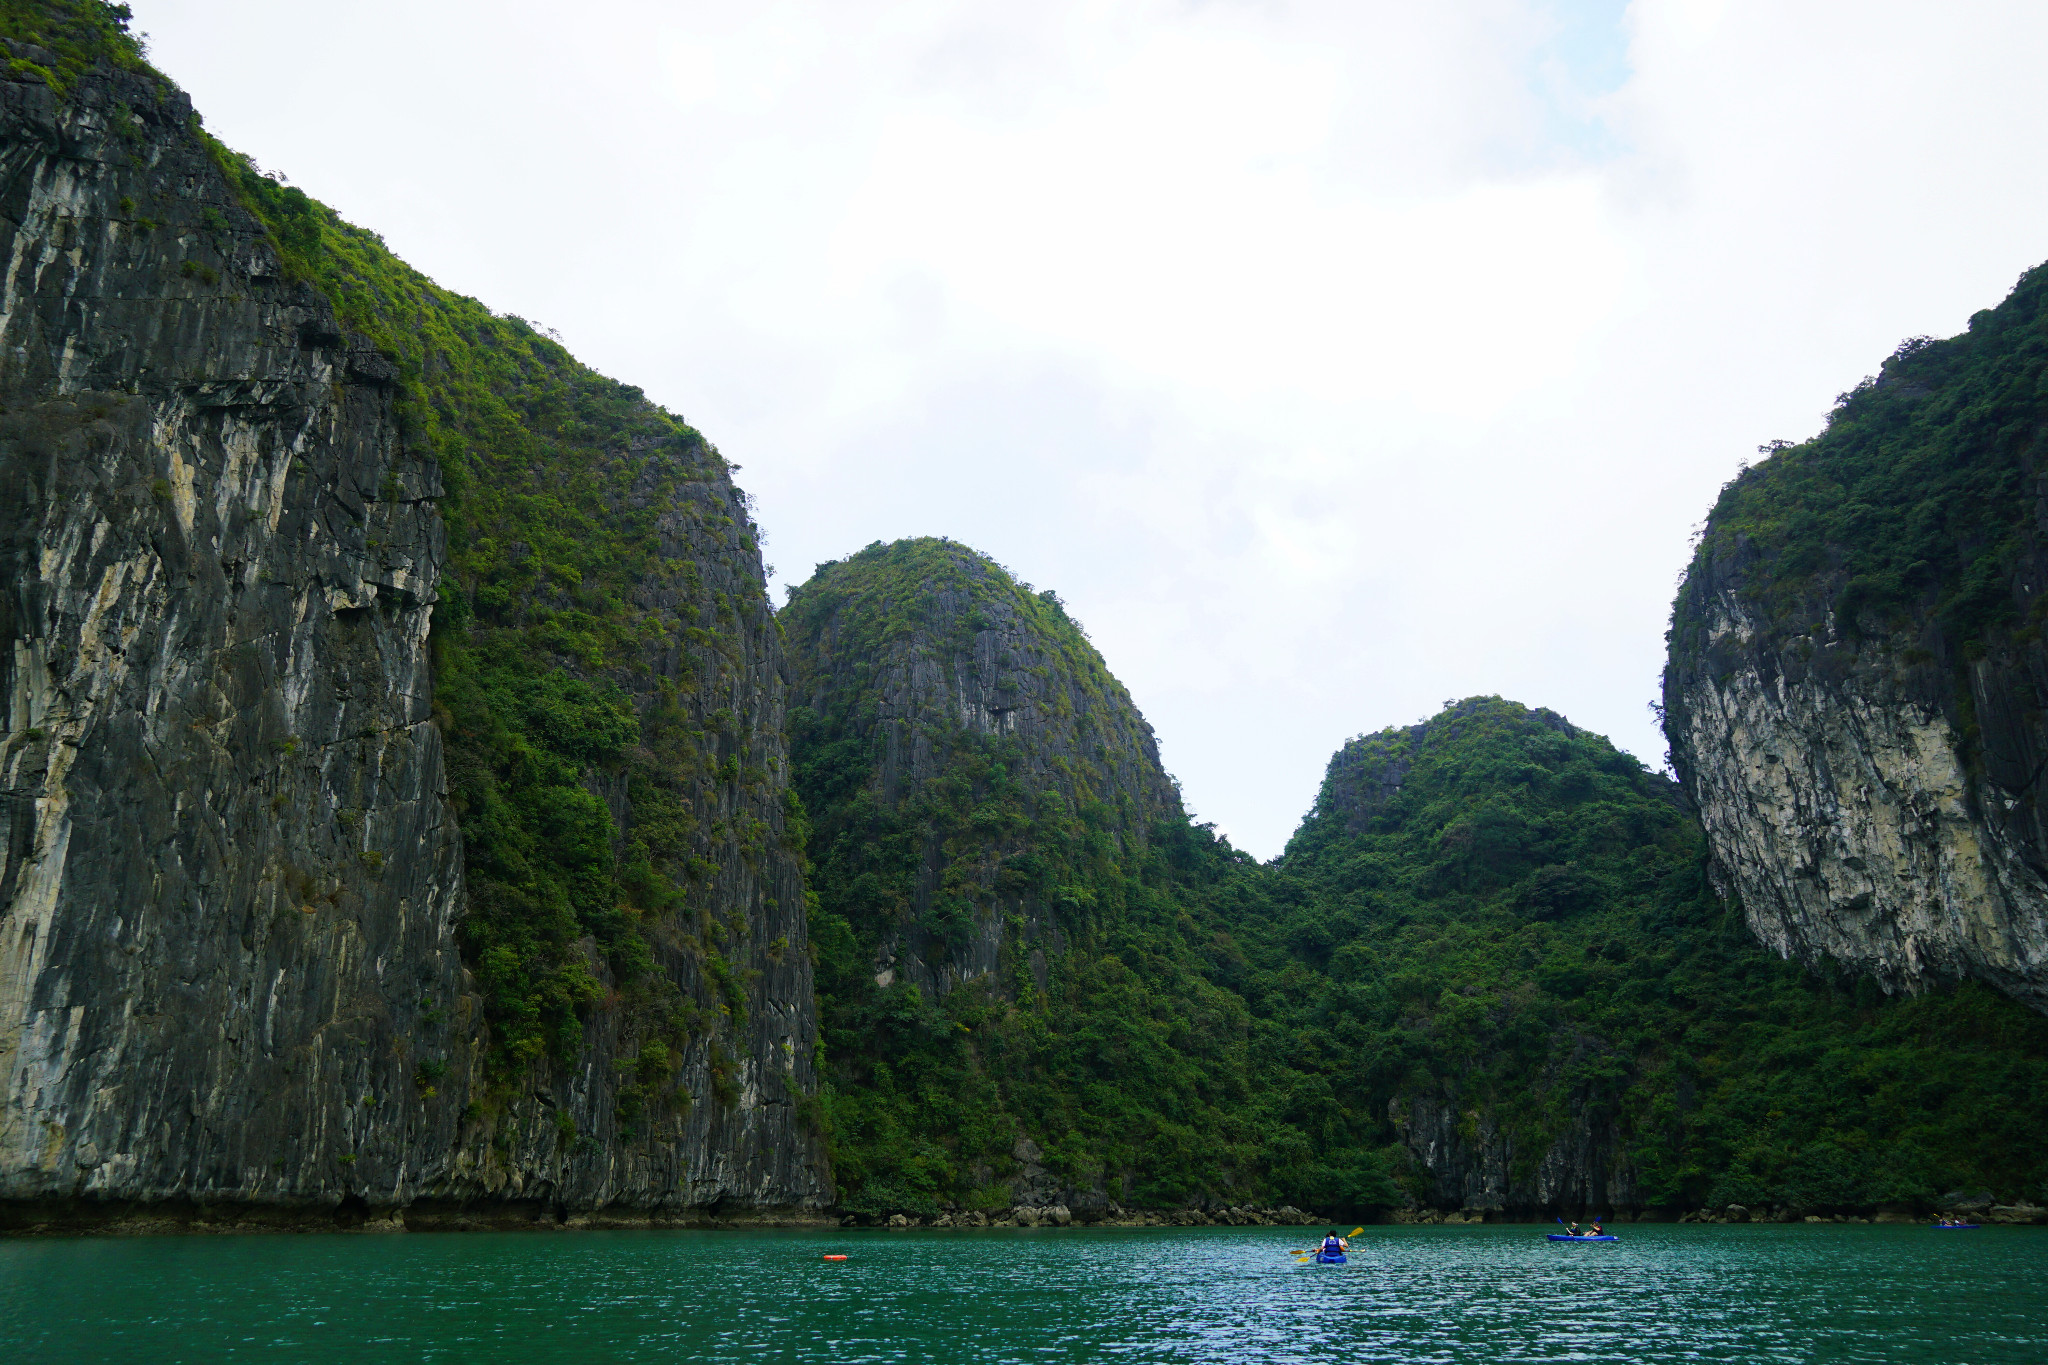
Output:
[
  {"xmin": 840, "ymin": 1197, "xmax": 2048, "ymax": 1229},
  {"xmin": 9, "ymin": 1194, "xmax": 2045, "ymax": 1236},
  {"xmin": 1679, "ymin": 1196, "xmax": 2048, "ymax": 1226},
  {"xmin": 843, "ymin": 1204, "xmax": 1326, "ymax": 1229},
  {"xmin": 0, "ymin": 1198, "xmax": 843, "ymax": 1237}
]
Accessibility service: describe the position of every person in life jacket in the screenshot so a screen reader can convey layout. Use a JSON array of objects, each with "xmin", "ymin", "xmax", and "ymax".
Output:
[{"xmin": 1321, "ymin": 1230, "xmax": 1347, "ymax": 1256}]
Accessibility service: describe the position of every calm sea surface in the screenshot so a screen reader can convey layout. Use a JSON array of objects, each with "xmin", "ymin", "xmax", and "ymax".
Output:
[{"xmin": 1, "ymin": 1222, "xmax": 2041, "ymax": 1363}]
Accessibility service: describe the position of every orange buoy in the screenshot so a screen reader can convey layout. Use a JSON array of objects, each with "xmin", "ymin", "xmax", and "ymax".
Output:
[{"xmin": 822, "ymin": 1254, "xmax": 848, "ymax": 1261}]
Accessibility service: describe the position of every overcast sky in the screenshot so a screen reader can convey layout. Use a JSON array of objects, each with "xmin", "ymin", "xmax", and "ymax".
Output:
[{"xmin": 136, "ymin": 0, "xmax": 2048, "ymax": 856}]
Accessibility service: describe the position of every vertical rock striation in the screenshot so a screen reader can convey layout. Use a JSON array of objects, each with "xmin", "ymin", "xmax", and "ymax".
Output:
[
  {"xmin": 1663, "ymin": 566, "xmax": 2048, "ymax": 1011},
  {"xmin": 0, "ymin": 10, "xmax": 828, "ymax": 1225},
  {"xmin": 425, "ymin": 429, "xmax": 832, "ymax": 1221},
  {"xmin": 0, "ymin": 41, "xmax": 472, "ymax": 1211},
  {"xmin": 1388, "ymin": 1090, "xmax": 1635, "ymax": 1217}
]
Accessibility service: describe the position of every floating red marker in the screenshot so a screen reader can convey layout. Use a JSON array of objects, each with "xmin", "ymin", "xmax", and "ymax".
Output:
[{"xmin": 822, "ymin": 1254, "xmax": 848, "ymax": 1261}]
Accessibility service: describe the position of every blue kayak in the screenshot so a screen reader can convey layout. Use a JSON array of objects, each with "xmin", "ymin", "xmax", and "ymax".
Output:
[
  {"xmin": 1548, "ymin": 1234, "xmax": 1617, "ymax": 1241},
  {"xmin": 1932, "ymin": 1224, "xmax": 1981, "ymax": 1230},
  {"xmin": 1314, "ymin": 1252, "xmax": 1347, "ymax": 1264}
]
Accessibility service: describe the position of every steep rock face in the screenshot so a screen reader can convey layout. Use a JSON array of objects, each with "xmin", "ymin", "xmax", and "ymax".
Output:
[
  {"xmin": 1664, "ymin": 572, "xmax": 2048, "ymax": 1011},
  {"xmin": 1665, "ymin": 265, "xmax": 2048, "ymax": 1013},
  {"xmin": 0, "ymin": 14, "xmax": 827, "ymax": 1222},
  {"xmin": 1389, "ymin": 1090, "xmax": 1635, "ymax": 1216},
  {"xmin": 432, "ymin": 426, "xmax": 830, "ymax": 1218},
  {"xmin": 0, "ymin": 47, "xmax": 472, "ymax": 1209}
]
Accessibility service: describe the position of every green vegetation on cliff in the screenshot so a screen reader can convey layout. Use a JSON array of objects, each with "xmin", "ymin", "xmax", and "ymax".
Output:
[
  {"xmin": 216, "ymin": 163, "xmax": 774, "ymax": 1085},
  {"xmin": 785, "ymin": 546, "xmax": 2048, "ymax": 1217},
  {"xmin": 7, "ymin": 0, "xmax": 787, "ymax": 1091},
  {"xmin": 1669, "ymin": 261, "xmax": 2048, "ymax": 681},
  {"xmin": 1662, "ymin": 259, "xmax": 2048, "ymax": 1037},
  {"xmin": 22, "ymin": 0, "xmax": 2045, "ymax": 1215},
  {"xmin": 229, "ymin": 191, "xmax": 784, "ymax": 1086},
  {"xmin": 1234, "ymin": 698, "xmax": 2048, "ymax": 1212},
  {"xmin": 785, "ymin": 539, "xmax": 1280, "ymax": 1212},
  {"xmin": 0, "ymin": 0, "xmax": 148, "ymax": 95}
]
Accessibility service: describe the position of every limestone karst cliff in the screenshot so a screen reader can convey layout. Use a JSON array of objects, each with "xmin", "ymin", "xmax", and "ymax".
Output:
[
  {"xmin": 4, "ymin": 1, "xmax": 2047, "ymax": 1235},
  {"xmin": 784, "ymin": 538, "xmax": 1183, "ymax": 1005},
  {"xmin": 0, "ymin": 1, "xmax": 826, "ymax": 1226},
  {"xmin": 1664, "ymin": 262, "xmax": 2048, "ymax": 1015},
  {"xmin": 780, "ymin": 539, "xmax": 1248, "ymax": 1212},
  {"xmin": 781, "ymin": 544, "xmax": 2048, "ymax": 1223}
]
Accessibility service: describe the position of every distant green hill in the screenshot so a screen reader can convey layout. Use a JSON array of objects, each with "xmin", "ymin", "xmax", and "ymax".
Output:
[{"xmin": 1245, "ymin": 698, "xmax": 2048, "ymax": 1214}]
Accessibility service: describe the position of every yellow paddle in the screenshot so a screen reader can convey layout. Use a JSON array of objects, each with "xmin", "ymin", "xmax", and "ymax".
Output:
[{"xmin": 1294, "ymin": 1226, "xmax": 1363, "ymax": 1261}]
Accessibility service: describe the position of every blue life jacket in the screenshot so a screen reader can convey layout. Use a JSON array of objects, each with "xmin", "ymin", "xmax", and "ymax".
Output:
[{"xmin": 1323, "ymin": 1236, "xmax": 1342, "ymax": 1252}]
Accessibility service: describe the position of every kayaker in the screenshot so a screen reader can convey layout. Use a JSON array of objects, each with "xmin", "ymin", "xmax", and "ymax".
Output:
[
  {"xmin": 1589, "ymin": 1221, "xmax": 1604, "ymax": 1236},
  {"xmin": 1321, "ymin": 1230, "xmax": 1347, "ymax": 1256},
  {"xmin": 1564, "ymin": 1221, "xmax": 1582, "ymax": 1236}
]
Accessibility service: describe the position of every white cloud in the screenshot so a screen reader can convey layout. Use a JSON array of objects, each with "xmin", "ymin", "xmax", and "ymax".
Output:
[{"xmin": 139, "ymin": 0, "xmax": 2048, "ymax": 854}]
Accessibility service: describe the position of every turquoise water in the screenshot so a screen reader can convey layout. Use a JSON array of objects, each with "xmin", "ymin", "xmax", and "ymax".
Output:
[{"xmin": 2, "ymin": 1222, "xmax": 2042, "ymax": 1362}]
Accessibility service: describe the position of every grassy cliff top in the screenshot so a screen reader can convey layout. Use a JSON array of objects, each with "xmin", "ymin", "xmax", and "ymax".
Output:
[
  {"xmin": 0, "ymin": 0, "xmax": 152, "ymax": 95},
  {"xmin": 785, "ymin": 537, "xmax": 1111, "ymax": 694},
  {"xmin": 1286, "ymin": 696, "xmax": 1674, "ymax": 873},
  {"xmin": 1667, "ymin": 259, "xmax": 2048, "ymax": 673},
  {"xmin": 784, "ymin": 535, "xmax": 1177, "ymax": 835}
]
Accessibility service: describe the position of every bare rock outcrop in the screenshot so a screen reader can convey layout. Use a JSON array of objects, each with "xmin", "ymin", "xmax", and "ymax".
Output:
[
  {"xmin": 0, "ymin": 52, "xmax": 473, "ymax": 1211},
  {"xmin": 1665, "ymin": 573, "xmax": 2048, "ymax": 1011},
  {"xmin": 1389, "ymin": 1090, "xmax": 1635, "ymax": 1217}
]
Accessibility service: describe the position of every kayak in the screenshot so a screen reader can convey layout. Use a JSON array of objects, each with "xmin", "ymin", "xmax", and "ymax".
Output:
[
  {"xmin": 1314, "ymin": 1252, "xmax": 1347, "ymax": 1264},
  {"xmin": 1932, "ymin": 1224, "xmax": 1981, "ymax": 1230},
  {"xmin": 1548, "ymin": 1234, "xmax": 1617, "ymax": 1241}
]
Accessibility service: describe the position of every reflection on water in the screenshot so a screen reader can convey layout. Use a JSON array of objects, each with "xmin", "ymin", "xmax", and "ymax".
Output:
[{"xmin": 2, "ymin": 1221, "xmax": 2042, "ymax": 1363}]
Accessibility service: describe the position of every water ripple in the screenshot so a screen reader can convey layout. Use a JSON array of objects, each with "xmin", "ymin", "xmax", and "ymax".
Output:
[{"xmin": 1, "ymin": 1222, "xmax": 2042, "ymax": 1363}]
